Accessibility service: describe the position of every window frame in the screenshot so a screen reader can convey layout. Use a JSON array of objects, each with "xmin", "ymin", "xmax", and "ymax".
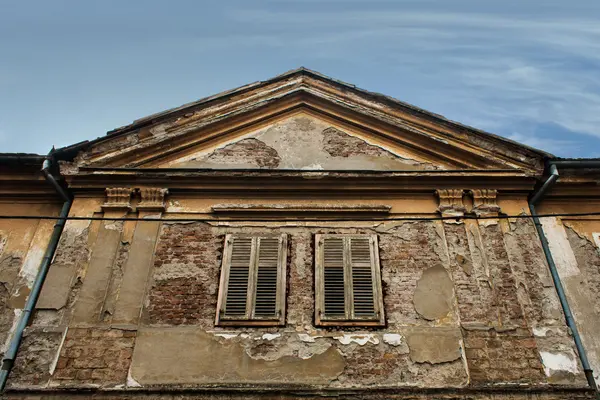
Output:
[
  {"xmin": 215, "ymin": 233, "xmax": 287, "ymax": 326},
  {"xmin": 315, "ymin": 234, "xmax": 385, "ymax": 327}
]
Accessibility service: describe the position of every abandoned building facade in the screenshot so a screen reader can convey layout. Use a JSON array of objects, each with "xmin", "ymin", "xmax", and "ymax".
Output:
[{"xmin": 1, "ymin": 68, "xmax": 600, "ymax": 399}]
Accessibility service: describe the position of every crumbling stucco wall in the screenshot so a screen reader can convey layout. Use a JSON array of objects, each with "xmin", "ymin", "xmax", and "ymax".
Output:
[
  {"xmin": 137, "ymin": 222, "xmax": 468, "ymax": 388},
  {"xmin": 5, "ymin": 203, "xmax": 592, "ymax": 395},
  {"xmin": 165, "ymin": 115, "xmax": 439, "ymax": 170},
  {"xmin": 0, "ymin": 202, "xmax": 62, "ymax": 363},
  {"xmin": 539, "ymin": 217, "xmax": 600, "ymax": 386}
]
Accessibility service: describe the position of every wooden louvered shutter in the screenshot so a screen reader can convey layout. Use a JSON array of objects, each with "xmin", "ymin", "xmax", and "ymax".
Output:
[
  {"xmin": 316, "ymin": 234, "xmax": 384, "ymax": 326},
  {"xmin": 349, "ymin": 237, "xmax": 376, "ymax": 317},
  {"xmin": 322, "ymin": 237, "xmax": 346, "ymax": 317},
  {"xmin": 223, "ymin": 237, "xmax": 252, "ymax": 317},
  {"xmin": 253, "ymin": 237, "xmax": 282, "ymax": 318},
  {"xmin": 216, "ymin": 234, "xmax": 287, "ymax": 326}
]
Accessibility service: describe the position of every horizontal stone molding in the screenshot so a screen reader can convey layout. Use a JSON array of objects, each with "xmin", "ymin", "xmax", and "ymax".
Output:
[{"xmin": 211, "ymin": 204, "xmax": 391, "ymax": 214}]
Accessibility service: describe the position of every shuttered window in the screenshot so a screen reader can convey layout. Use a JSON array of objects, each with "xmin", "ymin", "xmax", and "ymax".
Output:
[
  {"xmin": 216, "ymin": 234, "xmax": 287, "ymax": 326},
  {"xmin": 315, "ymin": 234, "xmax": 385, "ymax": 326}
]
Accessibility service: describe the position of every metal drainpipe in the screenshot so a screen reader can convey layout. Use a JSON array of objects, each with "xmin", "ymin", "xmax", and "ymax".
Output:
[
  {"xmin": 529, "ymin": 163, "xmax": 598, "ymax": 392},
  {"xmin": 0, "ymin": 155, "xmax": 72, "ymax": 392}
]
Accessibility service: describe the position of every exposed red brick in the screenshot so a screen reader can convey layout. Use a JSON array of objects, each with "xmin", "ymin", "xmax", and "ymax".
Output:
[{"xmin": 52, "ymin": 328, "xmax": 136, "ymax": 386}]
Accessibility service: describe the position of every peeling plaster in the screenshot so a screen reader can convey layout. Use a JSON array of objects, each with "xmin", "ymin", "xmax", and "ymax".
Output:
[
  {"xmin": 213, "ymin": 332, "xmax": 239, "ymax": 339},
  {"xmin": 540, "ymin": 351, "xmax": 579, "ymax": 376},
  {"xmin": 540, "ymin": 218, "xmax": 580, "ymax": 277},
  {"xmin": 382, "ymin": 333, "xmax": 404, "ymax": 346},
  {"xmin": 405, "ymin": 329, "xmax": 462, "ymax": 364},
  {"xmin": 0, "ymin": 233, "xmax": 6, "ymax": 256},
  {"xmin": 533, "ymin": 327, "xmax": 552, "ymax": 337},
  {"xmin": 478, "ymin": 219, "xmax": 499, "ymax": 227},
  {"xmin": 593, "ymin": 232, "xmax": 600, "ymax": 250},
  {"xmin": 413, "ymin": 264, "xmax": 454, "ymax": 321},
  {"xmin": 261, "ymin": 333, "xmax": 281, "ymax": 341},
  {"xmin": 301, "ymin": 164, "xmax": 324, "ymax": 170},
  {"xmin": 298, "ymin": 333, "xmax": 322, "ymax": 343},
  {"xmin": 62, "ymin": 220, "xmax": 92, "ymax": 242},
  {"xmin": 333, "ymin": 334, "xmax": 379, "ymax": 346},
  {"xmin": 130, "ymin": 328, "xmax": 345, "ymax": 384},
  {"xmin": 17, "ymin": 246, "xmax": 44, "ymax": 285},
  {"xmin": 49, "ymin": 327, "xmax": 68, "ymax": 375},
  {"xmin": 1, "ymin": 309, "xmax": 21, "ymax": 354},
  {"xmin": 532, "ymin": 326, "xmax": 567, "ymax": 338},
  {"xmin": 127, "ymin": 369, "xmax": 142, "ymax": 388},
  {"xmin": 165, "ymin": 114, "xmax": 439, "ymax": 171},
  {"xmin": 105, "ymin": 222, "xmax": 124, "ymax": 231}
]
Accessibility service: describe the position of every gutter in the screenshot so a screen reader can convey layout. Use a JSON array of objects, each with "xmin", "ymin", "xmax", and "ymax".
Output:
[
  {"xmin": 528, "ymin": 162, "xmax": 599, "ymax": 393},
  {"xmin": 0, "ymin": 154, "xmax": 72, "ymax": 392}
]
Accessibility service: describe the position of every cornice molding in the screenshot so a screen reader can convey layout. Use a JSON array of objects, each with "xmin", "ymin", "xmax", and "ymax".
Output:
[
  {"xmin": 211, "ymin": 204, "xmax": 391, "ymax": 215},
  {"xmin": 63, "ymin": 92, "xmax": 543, "ymax": 174},
  {"xmin": 64, "ymin": 169, "xmax": 537, "ymax": 194}
]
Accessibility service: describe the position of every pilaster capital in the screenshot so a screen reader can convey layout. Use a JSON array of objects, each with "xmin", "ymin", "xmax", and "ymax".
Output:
[
  {"xmin": 137, "ymin": 187, "xmax": 169, "ymax": 211},
  {"xmin": 102, "ymin": 188, "xmax": 134, "ymax": 211},
  {"xmin": 435, "ymin": 189, "xmax": 465, "ymax": 217},
  {"xmin": 470, "ymin": 189, "xmax": 501, "ymax": 217}
]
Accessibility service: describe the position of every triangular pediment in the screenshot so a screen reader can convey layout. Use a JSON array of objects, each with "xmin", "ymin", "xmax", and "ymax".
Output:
[
  {"xmin": 157, "ymin": 112, "xmax": 447, "ymax": 171},
  {"xmin": 62, "ymin": 68, "xmax": 547, "ymax": 175}
]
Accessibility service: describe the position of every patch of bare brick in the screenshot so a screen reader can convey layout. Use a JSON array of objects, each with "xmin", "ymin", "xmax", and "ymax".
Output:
[
  {"xmin": 146, "ymin": 223, "xmax": 222, "ymax": 328},
  {"xmin": 205, "ymin": 138, "xmax": 280, "ymax": 168},
  {"xmin": 463, "ymin": 327, "xmax": 545, "ymax": 384},
  {"xmin": 52, "ymin": 328, "xmax": 136, "ymax": 386}
]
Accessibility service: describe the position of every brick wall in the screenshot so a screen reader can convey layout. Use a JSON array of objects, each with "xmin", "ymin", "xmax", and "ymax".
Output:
[
  {"xmin": 53, "ymin": 328, "xmax": 135, "ymax": 385},
  {"xmin": 463, "ymin": 327, "xmax": 545, "ymax": 384},
  {"xmin": 146, "ymin": 223, "xmax": 222, "ymax": 328}
]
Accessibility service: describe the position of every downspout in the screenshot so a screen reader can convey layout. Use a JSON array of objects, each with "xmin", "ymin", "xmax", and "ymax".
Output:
[
  {"xmin": 528, "ymin": 163, "xmax": 598, "ymax": 392},
  {"xmin": 0, "ymin": 154, "xmax": 72, "ymax": 392}
]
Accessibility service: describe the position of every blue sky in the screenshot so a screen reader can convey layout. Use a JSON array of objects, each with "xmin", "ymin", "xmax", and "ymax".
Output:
[{"xmin": 1, "ymin": 0, "xmax": 600, "ymax": 157}]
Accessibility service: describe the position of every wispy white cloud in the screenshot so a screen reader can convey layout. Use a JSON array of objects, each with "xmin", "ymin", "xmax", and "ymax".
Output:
[
  {"xmin": 1, "ymin": 1, "xmax": 599, "ymax": 156},
  {"xmin": 221, "ymin": 6, "xmax": 600, "ymax": 145},
  {"xmin": 506, "ymin": 132, "xmax": 583, "ymax": 156}
]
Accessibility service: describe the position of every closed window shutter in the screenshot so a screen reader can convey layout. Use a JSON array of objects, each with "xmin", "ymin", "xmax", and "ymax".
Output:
[
  {"xmin": 253, "ymin": 237, "xmax": 279, "ymax": 317},
  {"xmin": 316, "ymin": 234, "xmax": 384, "ymax": 326},
  {"xmin": 323, "ymin": 237, "xmax": 346, "ymax": 317},
  {"xmin": 224, "ymin": 237, "xmax": 253, "ymax": 317},
  {"xmin": 349, "ymin": 237, "xmax": 376, "ymax": 317},
  {"xmin": 217, "ymin": 234, "xmax": 287, "ymax": 325}
]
